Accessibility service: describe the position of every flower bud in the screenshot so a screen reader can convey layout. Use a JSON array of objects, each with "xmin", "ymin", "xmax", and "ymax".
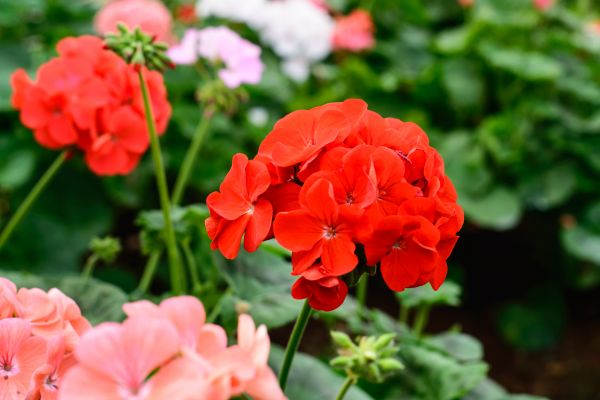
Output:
[
  {"xmin": 104, "ymin": 23, "xmax": 173, "ymax": 71},
  {"xmin": 89, "ymin": 236, "xmax": 121, "ymax": 264}
]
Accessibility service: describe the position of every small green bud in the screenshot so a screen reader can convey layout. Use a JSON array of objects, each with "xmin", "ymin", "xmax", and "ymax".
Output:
[
  {"xmin": 378, "ymin": 358, "xmax": 404, "ymax": 372},
  {"xmin": 89, "ymin": 236, "xmax": 121, "ymax": 264},
  {"xmin": 373, "ymin": 333, "xmax": 396, "ymax": 350},
  {"xmin": 104, "ymin": 24, "xmax": 174, "ymax": 71},
  {"xmin": 331, "ymin": 331, "xmax": 355, "ymax": 349}
]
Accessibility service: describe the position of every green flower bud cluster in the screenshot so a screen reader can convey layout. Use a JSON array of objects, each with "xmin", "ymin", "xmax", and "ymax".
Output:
[
  {"xmin": 330, "ymin": 331, "xmax": 404, "ymax": 383},
  {"xmin": 104, "ymin": 24, "xmax": 173, "ymax": 71},
  {"xmin": 196, "ymin": 80, "xmax": 248, "ymax": 115},
  {"xmin": 89, "ymin": 236, "xmax": 121, "ymax": 264}
]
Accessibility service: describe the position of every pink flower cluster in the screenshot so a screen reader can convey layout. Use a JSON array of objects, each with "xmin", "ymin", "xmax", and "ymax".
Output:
[
  {"xmin": 168, "ymin": 27, "xmax": 265, "ymax": 89},
  {"xmin": 332, "ymin": 10, "xmax": 375, "ymax": 52},
  {"xmin": 0, "ymin": 277, "xmax": 91, "ymax": 399},
  {"xmin": 60, "ymin": 296, "xmax": 286, "ymax": 400},
  {"xmin": 0, "ymin": 278, "xmax": 284, "ymax": 399}
]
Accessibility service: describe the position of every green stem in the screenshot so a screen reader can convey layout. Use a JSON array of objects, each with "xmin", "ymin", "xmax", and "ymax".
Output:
[
  {"xmin": 335, "ymin": 377, "xmax": 356, "ymax": 400},
  {"xmin": 137, "ymin": 69, "xmax": 184, "ymax": 294},
  {"xmin": 136, "ymin": 251, "xmax": 161, "ymax": 294},
  {"xmin": 82, "ymin": 254, "xmax": 99, "ymax": 280},
  {"xmin": 412, "ymin": 305, "xmax": 431, "ymax": 338},
  {"xmin": 171, "ymin": 109, "xmax": 214, "ymax": 206},
  {"xmin": 181, "ymin": 240, "xmax": 201, "ymax": 293},
  {"xmin": 356, "ymin": 275, "xmax": 368, "ymax": 311},
  {"xmin": 279, "ymin": 300, "xmax": 313, "ymax": 390},
  {"xmin": 399, "ymin": 304, "xmax": 409, "ymax": 326},
  {"xmin": 0, "ymin": 151, "xmax": 67, "ymax": 250}
]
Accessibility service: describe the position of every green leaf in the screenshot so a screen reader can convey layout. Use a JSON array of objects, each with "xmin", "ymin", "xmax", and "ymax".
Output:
[
  {"xmin": 436, "ymin": 26, "xmax": 474, "ymax": 55},
  {"xmin": 218, "ymin": 249, "xmax": 301, "ymax": 329},
  {"xmin": 561, "ymin": 225, "xmax": 600, "ymax": 266},
  {"xmin": 519, "ymin": 164, "xmax": 577, "ymax": 210},
  {"xmin": 137, "ymin": 205, "xmax": 209, "ymax": 254},
  {"xmin": 478, "ymin": 44, "xmax": 562, "ymax": 81},
  {"xmin": 426, "ymin": 332, "xmax": 483, "ymax": 362},
  {"xmin": 396, "ymin": 344, "xmax": 488, "ymax": 400},
  {"xmin": 396, "ymin": 281, "xmax": 462, "ymax": 309},
  {"xmin": 0, "ymin": 148, "xmax": 36, "ymax": 190},
  {"xmin": 441, "ymin": 59, "xmax": 485, "ymax": 111},
  {"xmin": 461, "ymin": 187, "xmax": 523, "ymax": 230},
  {"xmin": 269, "ymin": 346, "xmax": 374, "ymax": 400}
]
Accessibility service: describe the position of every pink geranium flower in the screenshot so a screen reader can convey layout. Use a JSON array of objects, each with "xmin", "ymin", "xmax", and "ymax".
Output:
[
  {"xmin": 168, "ymin": 27, "xmax": 265, "ymax": 88},
  {"xmin": 332, "ymin": 10, "xmax": 375, "ymax": 52},
  {"xmin": 123, "ymin": 295, "xmax": 226, "ymax": 354},
  {"xmin": 0, "ymin": 318, "xmax": 47, "ymax": 399},
  {"xmin": 94, "ymin": 0, "xmax": 174, "ymax": 44},
  {"xmin": 27, "ymin": 336, "xmax": 75, "ymax": 400},
  {"xmin": 12, "ymin": 288, "xmax": 90, "ymax": 351},
  {"xmin": 59, "ymin": 317, "xmax": 199, "ymax": 399},
  {"xmin": 533, "ymin": 0, "xmax": 554, "ymax": 10}
]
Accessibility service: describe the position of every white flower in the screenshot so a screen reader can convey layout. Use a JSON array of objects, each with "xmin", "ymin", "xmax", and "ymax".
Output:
[{"xmin": 196, "ymin": 0, "xmax": 334, "ymax": 82}]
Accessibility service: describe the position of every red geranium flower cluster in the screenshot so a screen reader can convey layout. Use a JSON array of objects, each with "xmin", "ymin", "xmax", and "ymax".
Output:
[
  {"xmin": 206, "ymin": 100, "xmax": 463, "ymax": 311},
  {"xmin": 11, "ymin": 35, "xmax": 171, "ymax": 176}
]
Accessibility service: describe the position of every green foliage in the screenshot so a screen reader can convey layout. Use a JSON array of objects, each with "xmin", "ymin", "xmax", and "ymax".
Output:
[
  {"xmin": 217, "ymin": 249, "xmax": 302, "ymax": 329},
  {"xmin": 269, "ymin": 346, "xmax": 374, "ymax": 400},
  {"xmin": 396, "ymin": 281, "xmax": 462, "ymax": 309}
]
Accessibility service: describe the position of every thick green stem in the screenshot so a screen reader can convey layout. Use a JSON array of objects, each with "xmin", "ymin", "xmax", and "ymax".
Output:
[
  {"xmin": 0, "ymin": 151, "xmax": 67, "ymax": 250},
  {"xmin": 335, "ymin": 377, "xmax": 356, "ymax": 400},
  {"xmin": 137, "ymin": 69, "xmax": 184, "ymax": 294},
  {"xmin": 82, "ymin": 254, "xmax": 99, "ymax": 280},
  {"xmin": 279, "ymin": 300, "xmax": 313, "ymax": 390},
  {"xmin": 171, "ymin": 110, "xmax": 214, "ymax": 206},
  {"xmin": 412, "ymin": 304, "xmax": 431, "ymax": 338},
  {"xmin": 181, "ymin": 240, "xmax": 201, "ymax": 293},
  {"xmin": 137, "ymin": 111, "xmax": 214, "ymax": 293}
]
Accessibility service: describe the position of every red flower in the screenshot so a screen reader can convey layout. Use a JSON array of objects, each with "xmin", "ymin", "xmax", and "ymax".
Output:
[
  {"xmin": 10, "ymin": 35, "xmax": 172, "ymax": 176},
  {"xmin": 206, "ymin": 99, "xmax": 463, "ymax": 308},
  {"xmin": 206, "ymin": 154, "xmax": 273, "ymax": 259},
  {"xmin": 291, "ymin": 265, "xmax": 348, "ymax": 312},
  {"xmin": 274, "ymin": 178, "xmax": 370, "ymax": 276},
  {"xmin": 84, "ymin": 107, "xmax": 149, "ymax": 175},
  {"xmin": 364, "ymin": 215, "xmax": 440, "ymax": 292}
]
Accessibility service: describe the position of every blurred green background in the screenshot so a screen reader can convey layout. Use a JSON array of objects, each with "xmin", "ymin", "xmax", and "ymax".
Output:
[{"xmin": 1, "ymin": 0, "xmax": 599, "ymax": 399}]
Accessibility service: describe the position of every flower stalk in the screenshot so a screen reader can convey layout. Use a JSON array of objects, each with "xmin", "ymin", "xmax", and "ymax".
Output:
[
  {"xmin": 335, "ymin": 376, "xmax": 357, "ymax": 400},
  {"xmin": 279, "ymin": 300, "xmax": 313, "ymax": 390},
  {"xmin": 138, "ymin": 69, "xmax": 184, "ymax": 294},
  {"xmin": 0, "ymin": 150, "xmax": 68, "ymax": 250}
]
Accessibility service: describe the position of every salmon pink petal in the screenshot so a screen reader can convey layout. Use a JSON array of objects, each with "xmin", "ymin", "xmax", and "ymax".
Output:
[
  {"xmin": 159, "ymin": 296, "xmax": 206, "ymax": 349},
  {"xmin": 59, "ymin": 365, "xmax": 121, "ymax": 400},
  {"xmin": 196, "ymin": 324, "xmax": 227, "ymax": 359},
  {"xmin": 244, "ymin": 367, "xmax": 286, "ymax": 400},
  {"xmin": 74, "ymin": 318, "xmax": 179, "ymax": 386}
]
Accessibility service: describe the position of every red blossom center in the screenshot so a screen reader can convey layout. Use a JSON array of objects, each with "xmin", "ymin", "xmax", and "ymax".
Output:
[{"xmin": 324, "ymin": 226, "xmax": 337, "ymax": 239}]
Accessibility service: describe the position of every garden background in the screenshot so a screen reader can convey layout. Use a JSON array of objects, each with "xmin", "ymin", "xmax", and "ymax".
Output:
[{"xmin": 0, "ymin": 0, "xmax": 599, "ymax": 399}]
